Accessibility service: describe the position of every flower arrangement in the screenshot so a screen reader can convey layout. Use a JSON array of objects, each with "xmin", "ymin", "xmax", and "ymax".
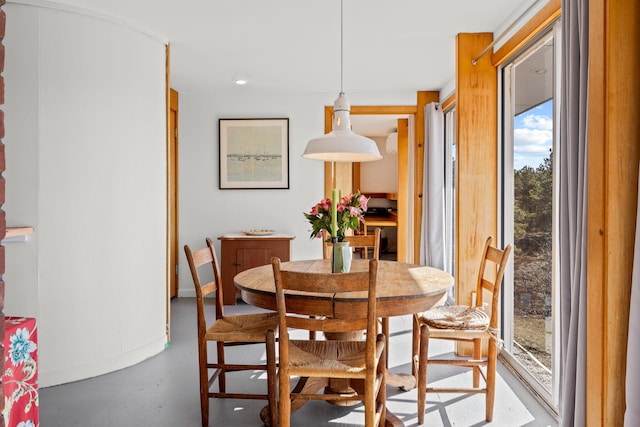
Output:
[{"xmin": 304, "ymin": 190, "xmax": 369, "ymax": 242}]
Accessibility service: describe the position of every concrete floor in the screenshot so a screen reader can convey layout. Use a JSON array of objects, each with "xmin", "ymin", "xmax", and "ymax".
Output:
[{"xmin": 40, "ymin": 298, "xmax": 558, "ymax": 427}]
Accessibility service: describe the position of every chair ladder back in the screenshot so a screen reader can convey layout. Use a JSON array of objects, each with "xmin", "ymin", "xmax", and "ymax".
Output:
[
  {"xmin": 322, "ymin": 228, "xmax": 381, "ymax": 260},
  {"xmin": 286, "ymin": 315, "xmax": 368, "ymax": 334},
  {"xmin": 489, "ymin": 244, "xmax": 512, "ymax": 324},
  {"xmin": 271, "ymin": 257, "xmax": 379, "ymax": 347},
  {"xmin": 471, "ymin": 238, "xmax": 513, "ymax": 325},
  {"xmin": 184, "ymin": 241, "xmax": 224, "ymax": 321},
  {"xmin": 481, "ymin": 244, "xmax": 513, "ymax": 329},
  {"xmin": 473, "ymin": 237, "xmax": 494, "ymax": 307},
  {"xmin": 278, "ymin": 269, "xmax": 370, "ymax": 294},
  {"xmin": 205, "ymin": 238, "xmax": 226, "ymax": 319},
  {"xmin": 184, "ymin": 243, "xmax": 219, "ymax": 339},
  {"xmin": 349, "ymin": 228, "xmax": 381, "ymax": 259}
]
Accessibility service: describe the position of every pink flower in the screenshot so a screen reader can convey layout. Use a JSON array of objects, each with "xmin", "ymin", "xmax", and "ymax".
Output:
[
  {"xmin": 357, "ymin": 194, "xmax": 369, "ymax": 211},
  {"xmin": 303, "ymin": 190, "xmax": 368, "ymax": 241}
]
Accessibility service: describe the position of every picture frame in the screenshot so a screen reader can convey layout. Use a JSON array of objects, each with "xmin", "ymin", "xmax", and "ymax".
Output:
[{"xmin": 218, "ymin": 118, "xmax": 290, "ymax": 189}]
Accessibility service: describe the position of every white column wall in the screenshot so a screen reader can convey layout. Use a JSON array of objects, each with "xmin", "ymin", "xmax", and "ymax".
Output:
[{"xmin": 4, "ymin": 3, "xmax": 168, "ymax": 386}]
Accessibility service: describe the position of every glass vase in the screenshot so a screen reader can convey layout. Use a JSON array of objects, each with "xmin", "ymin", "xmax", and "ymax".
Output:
[{"xmin": 331, "ymin": 238, "xmax": 352, "ymax": 273}]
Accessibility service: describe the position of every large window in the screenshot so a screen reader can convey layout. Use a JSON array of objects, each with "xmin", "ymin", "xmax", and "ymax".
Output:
[
  {"xmin": 500, "ymin": 24, "xmax": 560, "ymax": 411},
  {"xmin": 444, "ymin": 106, "xmax": 456, "ymax": 275}
]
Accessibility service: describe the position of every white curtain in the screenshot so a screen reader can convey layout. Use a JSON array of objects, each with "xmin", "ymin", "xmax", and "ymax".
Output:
[
  {"xmin": 625, "ymin": 167, "xmax": 640, "ymax": 426},
  {"xmin": 559, "ymin": 0, "xmax": 588, "ymax": 425},
  {"xmin": 420, "ymin": 103, "xmax": 445, "ymax": 269}
]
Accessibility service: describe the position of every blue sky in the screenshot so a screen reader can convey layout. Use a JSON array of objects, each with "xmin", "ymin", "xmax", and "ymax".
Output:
[{"xmin": 513, "ymin": 99, "xmax": 553, "ymax": 170}]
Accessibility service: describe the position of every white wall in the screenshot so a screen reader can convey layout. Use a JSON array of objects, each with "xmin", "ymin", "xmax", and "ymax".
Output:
[
  {"xmin": 176, "ymin": 89, "xmax": 416, "ymax": 296},
  {"xmin": 4, "ymin": 3, "xmax": 167, "ymax": 386},
  {"xmin": 360, "ymin": 136, "xmax": 399, "ymax": 194}
]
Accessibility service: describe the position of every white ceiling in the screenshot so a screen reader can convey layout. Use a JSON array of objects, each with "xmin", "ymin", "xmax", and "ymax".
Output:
[
  {"xmin": 46, "ymin": 0, "xmax": 543, "ymax": 134},
  {"xmin": 514, "ymin": 38, "xmax": 555, "ymax": 115}
]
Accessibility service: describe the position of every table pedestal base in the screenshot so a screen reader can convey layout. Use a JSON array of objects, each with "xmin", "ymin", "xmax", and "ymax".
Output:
[
  {"xmin": 387, "ymin": 372, "xmax": 416, "ymax": 390},
  {"xmin": 324, "ymin": 381, "xmax": 360, "ymax": 406}
]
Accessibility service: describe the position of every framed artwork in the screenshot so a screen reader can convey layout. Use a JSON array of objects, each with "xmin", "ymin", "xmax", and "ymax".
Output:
[{"xmin": 218, "ymin": 118, "xmax": 290, "ymax": 189}]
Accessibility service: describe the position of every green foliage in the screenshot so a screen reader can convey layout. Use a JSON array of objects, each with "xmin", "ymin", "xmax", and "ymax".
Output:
[{"xmin": 514, "ymin": 150, "xmax": 553, "ymax": 245}]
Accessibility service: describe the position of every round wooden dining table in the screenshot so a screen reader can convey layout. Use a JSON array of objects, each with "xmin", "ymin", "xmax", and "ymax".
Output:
[{"xmin": 234, "ymin": 258, "xmax": 454, "ymax": 427}]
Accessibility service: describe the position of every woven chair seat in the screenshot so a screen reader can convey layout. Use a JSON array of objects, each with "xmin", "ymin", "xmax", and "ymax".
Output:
[
  {"xmin": 421, "ymin": 305, "xmax": 489, "ymax": 330},
  {"xmin": 287, "ymin": 339, "xmax": 384, "ymax": 379},
  {"xmin": 206, "ymin": 312, "xmax": 278, "ymax": 342}
]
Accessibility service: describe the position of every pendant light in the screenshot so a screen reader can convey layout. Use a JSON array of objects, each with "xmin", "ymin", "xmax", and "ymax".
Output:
[{"xmin": 302, "ymin": 0, "xmax": 382, "ymax": 163}]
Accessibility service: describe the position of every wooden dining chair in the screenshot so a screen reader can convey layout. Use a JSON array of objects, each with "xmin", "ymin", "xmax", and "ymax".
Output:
[
  {"xmin": 271, "ymin": 257, "xmax": 387, "ymax": 427},
  {"xmin": 413, "ymin": 236, "xmax": 512, "ymax": 424},
  {"xmin": 321, "ymin": 227, "xmax": 382, "ymax": 260},
  {"xmin": 184, "ymin": 238, "xmax": 278, "ymax": 427}
]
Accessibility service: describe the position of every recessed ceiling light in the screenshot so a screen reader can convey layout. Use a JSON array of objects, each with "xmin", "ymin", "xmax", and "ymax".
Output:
[{"xmin": 234, "ymin": 79, "xmax": 247, "ymax": 85}]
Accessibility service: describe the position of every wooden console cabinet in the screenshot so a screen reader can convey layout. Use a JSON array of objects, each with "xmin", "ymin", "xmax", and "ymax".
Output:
[{"xmin": 218, "ymin": 233, "xmax": 295, "ymax": 305}]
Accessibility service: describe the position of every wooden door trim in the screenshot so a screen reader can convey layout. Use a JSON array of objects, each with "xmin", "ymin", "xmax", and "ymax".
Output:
[
  {"xmin": 165, "ymin": 44, "xmax": 179, "ymax": 339},
  {"xmin": 168, "ymin": 88, "xmax": 179, "ymax": 300},
  {"xmin": 396, "ymin": 118, "xmax": 409, "ymax": 262}
]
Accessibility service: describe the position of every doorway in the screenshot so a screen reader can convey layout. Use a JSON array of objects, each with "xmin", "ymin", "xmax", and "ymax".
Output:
[{"xmin": 322, "ymin": 106, "xmax": 415, "ymax": 262}]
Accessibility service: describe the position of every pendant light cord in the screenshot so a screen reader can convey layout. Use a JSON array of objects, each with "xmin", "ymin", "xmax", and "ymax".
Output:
[{"xmin": 340, "ymin": 0, "xmax": 344, "ymax": 94}]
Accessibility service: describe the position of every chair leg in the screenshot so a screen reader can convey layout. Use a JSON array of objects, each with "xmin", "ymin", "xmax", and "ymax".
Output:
[
  {"xmin": 485, "ymin": 338, "xmax": 498, "ymax": 422},
  {"xmin": 412, "ymin": 314, "xmax": 421, "ymax": 379},
  {"xmin": 198, "ymin": 342, "xmax": 210, "ymax": 427},
  {"xmin": 417, "ymin": 324, "xmax": 429, "ymax": 425},
  {"xmin": 378, "ymin": 334, "xmax": 387, "ymax": 426},
  {"xmin": 472, "ymin": 338, "xmax": 482, "ymax": 388},
  {"xmin": 217, "ymin": 341, "xmax": 226, "ymax": 393},
  {"xmin": 381, "ymin": 318, "xmax": 390, "ymax": 368},
  {"xmin": 266, "ymin": 329, "xmax": 278, "ymax": 427},
  {"xmin": 364, "ymin": 374, "xmax": 376, "ymax": 427},
  {"xmin": 279, "ymin": 368, "xmax": 291, "ymax": 427}
]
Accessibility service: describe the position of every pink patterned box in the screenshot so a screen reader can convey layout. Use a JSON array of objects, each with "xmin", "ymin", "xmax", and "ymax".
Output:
[{"xmin": 3, "ymin": 317, "xmax": 38, "ymax": 427}]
